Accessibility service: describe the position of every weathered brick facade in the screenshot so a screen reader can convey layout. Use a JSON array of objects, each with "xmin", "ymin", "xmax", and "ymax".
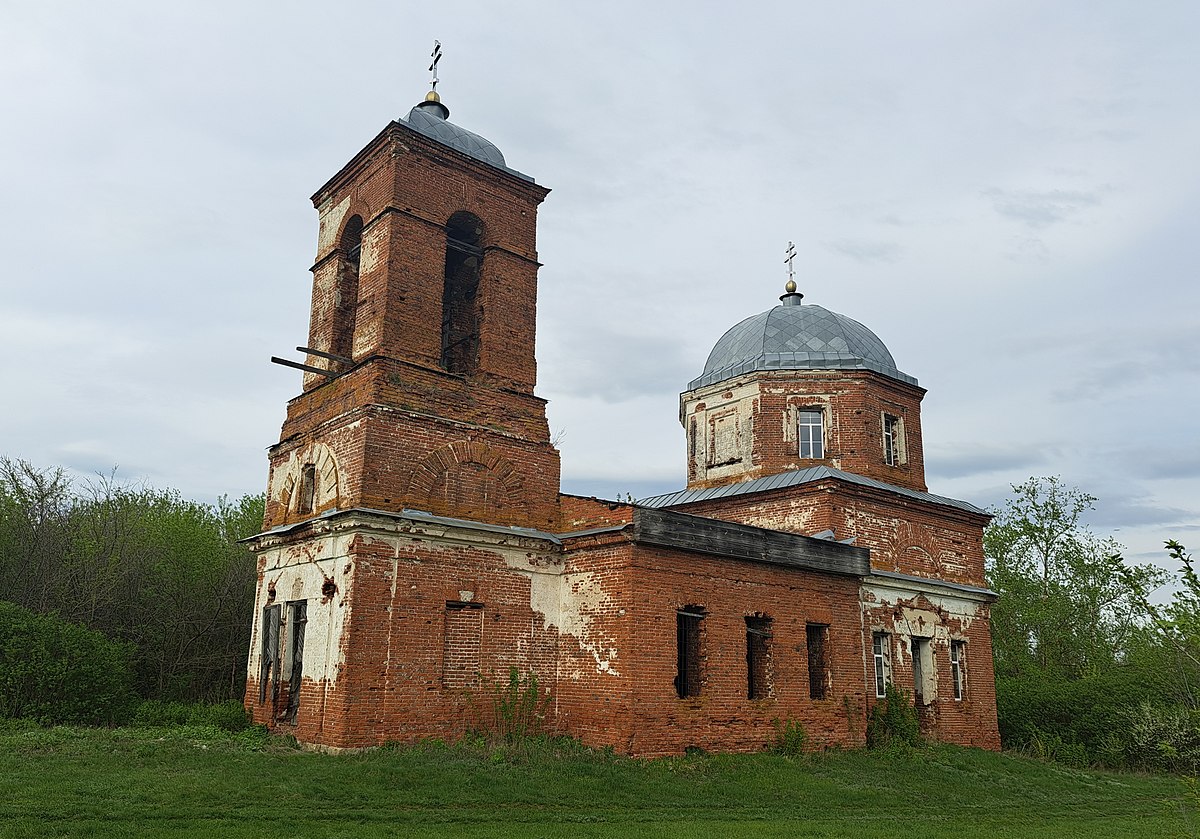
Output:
[{"xmin": 244, "ymin": 90, "xmax": 1000, "ymax": 755}]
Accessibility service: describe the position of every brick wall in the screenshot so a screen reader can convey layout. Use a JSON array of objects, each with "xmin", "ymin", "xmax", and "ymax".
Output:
[{"xmin": 681, "ymin": 369, "xmax": 928, "ymax": 493}]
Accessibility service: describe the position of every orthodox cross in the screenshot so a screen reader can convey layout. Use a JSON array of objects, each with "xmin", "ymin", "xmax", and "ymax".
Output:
[
  {"xmin": 785, "ymin": 241, "xmax": 797, "ymax": 286},
  {"xmin": 429, "ymin": 40, "xmax": 442, "ymax": 93}
]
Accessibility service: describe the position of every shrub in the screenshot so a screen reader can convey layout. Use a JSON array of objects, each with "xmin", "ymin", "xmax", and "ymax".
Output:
[
  {"xmin": 0, "ymin": 600, "xmax": 136, "ymax": 726},
  {"xmin": 866, "ymin": 683, "xmax": 920, "ymax": 749},
  {"xmin": 489, "ymin": 668, "xmax": 549, "ymax": 743},
  {"xmin": 1125, "ymin": 702, "xmax": 1200, "ymax": 774},
  {"xmin": 996, "ymin": 667, "xmax": 1170, "ymax": 766},
  {"xmin": 133, "ymin": 699, "xmax": 250, "ymax": 732},
  {"xmin": 770, "ymin": 718, "xmax": 808, "ymax": 756}
]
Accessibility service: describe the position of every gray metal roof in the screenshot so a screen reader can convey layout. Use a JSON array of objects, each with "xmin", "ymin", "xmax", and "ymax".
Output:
[
  {"xmin": 637, "ymin": 465, "xmax": 987, "ymax": 516},
  {"xmin": 689, "ymin": 298, "xmax": 916, "ymax": 389},
  {"xmin": 401, "ymin": 101, "xmax": 533, "ymax": 182}
]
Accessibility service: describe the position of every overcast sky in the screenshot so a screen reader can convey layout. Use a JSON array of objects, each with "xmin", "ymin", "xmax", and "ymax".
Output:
[{"xmin": 2, "ymin": 1, "xmax": 1197, "ymax": 570}]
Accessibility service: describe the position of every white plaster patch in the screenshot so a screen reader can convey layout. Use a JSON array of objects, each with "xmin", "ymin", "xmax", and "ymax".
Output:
[
  {"xmin": 515, "ymin": 560, "xmax": 621, "ymax": 678},
  {"xmin": 317, "ymin": 195, "xmax": 352, "ymax": 254}
]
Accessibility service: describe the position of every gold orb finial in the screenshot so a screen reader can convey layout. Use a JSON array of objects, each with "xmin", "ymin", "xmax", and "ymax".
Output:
[
  {"xmin": 425, "ymin": 90, "xmax": 441, "ymax": 103},
  {"xmin": 785, "ymin": 279, "xmax": 797, "ymax": 294}
]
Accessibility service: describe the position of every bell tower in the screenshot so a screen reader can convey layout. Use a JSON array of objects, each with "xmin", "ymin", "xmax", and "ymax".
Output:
[{"xmin": 264, "ymin": 89, "xmax": 560, "ymax": 531}]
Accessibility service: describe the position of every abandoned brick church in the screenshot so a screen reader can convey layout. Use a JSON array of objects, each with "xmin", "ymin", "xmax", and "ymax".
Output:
[{"xmin": 243, "ymin": 87, "xmax": 1001, "ymax": 755}]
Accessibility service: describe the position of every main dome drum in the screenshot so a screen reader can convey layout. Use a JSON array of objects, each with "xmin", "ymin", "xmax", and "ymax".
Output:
[{"xmin": 689, "ymin": 293, "xmax": 917, "ymax": 389}]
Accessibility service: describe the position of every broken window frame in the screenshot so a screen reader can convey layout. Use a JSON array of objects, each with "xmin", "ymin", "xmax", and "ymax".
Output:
[
  {"xmin": 950, "ymin": 639, "xmax": 965, "ymax": 701},
  {"xmin": 675, "ymin": 607, "xmax": 705, "ymax": 699},
  {"xmin": 798, "ymin": 409, "xmax": 824, "ymax": 459},
  {"xmin": 745, "ymin": 616, "xmax": 773, "ymax": 700},
  {"xmin": 284, "ymin": 600, "xmax": 307, "ymax": 723},
  {"xmin": 882, "ymin": 413, "xmax": 904, "ymax": 467},
  {"xmin": 806, "ymin": 623, "xmax": 830, "ymax": 700},
  {"xmin": 259, "ymin": 603, "xmax": 282, "ymax": 705},
  {"xmin": 872, "ymin": 631, "xmax": 890, "ymax": 698}
]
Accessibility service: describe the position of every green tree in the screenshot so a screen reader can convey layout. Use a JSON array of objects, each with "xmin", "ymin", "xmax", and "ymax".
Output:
[
  {"xmin": 0, "ymin": 457, "xmax": 263, "ymax": 703},
  {"xmin": 984, "ymin": 476, "xmax": 1166, "ymax": 679}
]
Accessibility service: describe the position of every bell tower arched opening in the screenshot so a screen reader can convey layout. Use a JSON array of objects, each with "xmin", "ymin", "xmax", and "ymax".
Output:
[
  {"xmin": 441, "ymin": 211, "xmax": 484, "ymax": 375},
  {"xmin": 332, "ymin": 215, "xmax": 362, "ymax": 362}
]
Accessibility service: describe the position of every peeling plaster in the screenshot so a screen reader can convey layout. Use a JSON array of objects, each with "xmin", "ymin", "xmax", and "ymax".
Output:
[{"xmin": 317, "ymin": 195, "xmax": 352, "ymax": 254}]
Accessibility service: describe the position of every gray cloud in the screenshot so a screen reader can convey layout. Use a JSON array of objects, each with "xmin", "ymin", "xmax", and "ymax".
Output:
[
  {"xmin": 824, "ymin": 238, "xmax": 902, "ymax": 264},
  {"xmin": 982, "ymin": 187, "xmax": 1102, "ymax": 229}
]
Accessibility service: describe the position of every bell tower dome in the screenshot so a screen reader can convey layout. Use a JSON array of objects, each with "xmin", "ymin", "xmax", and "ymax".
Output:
[{"xmin": 264, "ymin": 89, "xmax": 560, "ymax": 531}]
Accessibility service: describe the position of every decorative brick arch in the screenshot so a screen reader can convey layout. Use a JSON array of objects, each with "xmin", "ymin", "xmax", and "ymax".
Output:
[
  {"xmin": 886, "ymin": 521, "xmax": 945, "ymax": 575},
  {"xmin": 278, "ymin": 443, "xmax": 342, "ymax": 515},
  {"xmin": 408, "ymin": 440, "xmax": 524, "ymax": 519}
]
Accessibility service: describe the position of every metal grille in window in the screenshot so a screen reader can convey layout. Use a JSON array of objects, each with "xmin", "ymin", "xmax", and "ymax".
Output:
[
  {"xmin": 806, "ymin": 623, "xmax": 830, "ymax": 700},
  {"xmin": 676, "ymin": 608, "xmax": 704, "ymax": 698},
  {"xmin": 798, "ymin": 410, "xmax": 824, "ymax": 459},
  {"xmin": 745, "ymin": 616, "xmax": 772, "ymax": 700}
]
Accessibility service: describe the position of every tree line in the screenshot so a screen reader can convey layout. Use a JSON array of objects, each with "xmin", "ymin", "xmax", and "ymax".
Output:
[
  {"xmin": 1, "ymin": 456, "xmax": 1197, "ymax": 772},
  {"xmin": 986, "ymin": 476, "xmax": 1200, "ymax": 772},
  {"xmin": 0, "ymin": 457, "xmax": 261, "ymax": 714}
]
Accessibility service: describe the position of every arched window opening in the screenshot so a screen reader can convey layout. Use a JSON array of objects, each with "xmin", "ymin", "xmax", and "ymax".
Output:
[
  {"xmin": 298, "ymin": 463, "xmax": 317, "ymax": 515},
  {"xmin": 332, "ymin": 215, "xmax": 363, "ymax": 362},
  {"xmin": 441, "ymin": 211, "xmax": 484, "ymax": 375}
]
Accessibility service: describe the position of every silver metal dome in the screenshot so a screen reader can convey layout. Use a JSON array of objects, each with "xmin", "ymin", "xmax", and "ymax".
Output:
[
  {"xmin": 689, "ymin": 295, "xmax": 917, "ymax": 389},
  {"xmin": 401, "ymin": 100, "xmax": 532, "ymax": 182}
]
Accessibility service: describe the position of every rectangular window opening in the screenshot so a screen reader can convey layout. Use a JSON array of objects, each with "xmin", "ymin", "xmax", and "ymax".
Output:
[
  {"xmin": 883, "ymin": 414, "xmax": 904, "ymax": 467},
  {"xmin": 872, "ymin": 631, "xmax": 891, "ymax": 698},
  {"xmin": 912, "ymin": 636, "xmax": 934, "ymax": 704},
  {"xmin": 676, "ymin": 607, "xmax": 705, "ymax": 699},
  {"xmin": 443, "ymin": 601, "xmax": 485, "ymax": 690},
  {"xmin": 745, "ymin": 616, "xmax": 773, "ymax": 700},
  {"xmin": 259, "ymin": 604, "xmax": 282, "ymax": 705},
  {"xmin": 806, "ymin": 623, "xmax": 830, "ymax": 700},
  {"xmin": 298, "ymin": 463, "xmax": 317, "ymax": 514},
  {"xmin": 798, "ymin": 409, "xmax": 824, "ymax": 459},
  {"xmin": 950, "ymin": 640, "xmax": 966, "ymax": 701},
  {"xmin": 284, "ymin": 600, "xmax": 307, "ymax": 723}
]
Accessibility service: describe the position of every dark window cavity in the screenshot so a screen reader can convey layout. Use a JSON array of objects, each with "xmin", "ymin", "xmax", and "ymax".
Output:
[
  {"xmin": 285, "ymin": 600, "xmax": 307, "ymax": 723},
  {"xmin": 676, "ymin": 607, "xmax": 705, "ymax": 698},
  {"xmin": 332, "ymin": 215, "xmax": 362, "ymax": 362},
  {"xmin": 441, "ymin": 211, "xmax": 485, "ymax": 375},
  {"xmin": 806, "ymin": 623, "xmax": 830, "ymax": 700},
  {"xmin": 259, "ymin": 604, "xmax": 282, "ymax": 704},
  {"xmin": 745, "ymin": 616, "xmax": 772, "ymax": 700},
  {"xmin": 298, "ymin": 463, "xmax": 316, "ymax": 515}
]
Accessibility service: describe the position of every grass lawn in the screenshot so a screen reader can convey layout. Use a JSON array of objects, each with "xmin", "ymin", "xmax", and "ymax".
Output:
[{"xmin": 0, "ymin": 721, "xmax": 1192, "ymax": 838}]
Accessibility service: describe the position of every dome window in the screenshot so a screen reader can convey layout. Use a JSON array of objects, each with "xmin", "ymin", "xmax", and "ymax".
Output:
[
  {"xmin": 798, "ymin": 409, "xmax": 824, "ymax": 459},
  {"xmin": 883, "ymin": 413, "xmax": 906, "ymax": 466}
]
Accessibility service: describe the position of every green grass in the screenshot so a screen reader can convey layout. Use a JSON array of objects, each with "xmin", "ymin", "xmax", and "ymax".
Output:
[{"xmin": 0, "ymin": 720, "xmax": 1191, "ymax": 838}]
